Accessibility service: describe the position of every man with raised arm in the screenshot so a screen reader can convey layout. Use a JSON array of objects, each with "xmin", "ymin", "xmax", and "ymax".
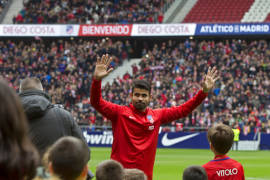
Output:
[{"xmin": 90, "ymin": 54, "xmax": 219, "ymax": 180}]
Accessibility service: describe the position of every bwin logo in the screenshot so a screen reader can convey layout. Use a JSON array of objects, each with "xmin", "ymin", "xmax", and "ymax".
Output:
[
  {"xmin": 216, "ymin": 168, "xmax": 238, "ymax": 176},
  {"xmin": 83, "ymin": 131, "xmax": 113, "ymax": 145}
]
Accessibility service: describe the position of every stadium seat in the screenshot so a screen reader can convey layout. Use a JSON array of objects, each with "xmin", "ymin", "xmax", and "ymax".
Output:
[{"xmin": 183, "ymin": 0, "xmax": 255, "ymax": 23}]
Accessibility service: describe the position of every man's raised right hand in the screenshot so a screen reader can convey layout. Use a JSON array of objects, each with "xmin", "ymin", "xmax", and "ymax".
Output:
[{"xmin": 93, "ymin": 54, "xmax": 113, "ymax": 80}]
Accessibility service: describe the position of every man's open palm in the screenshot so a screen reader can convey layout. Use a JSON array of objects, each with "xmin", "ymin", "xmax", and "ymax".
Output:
[
  {"xmin": 202, "ymin": 66, "xmax": 219, "ymax": 93},
  {"xmin": 94, "ymin": 54, "xmax": 113, "ymax": 80}
]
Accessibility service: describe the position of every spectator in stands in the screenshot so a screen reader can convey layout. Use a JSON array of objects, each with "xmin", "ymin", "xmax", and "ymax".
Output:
[
  {"xmin": 90, "ymin": 54, "xmax": 219, "ymax": 180},
  {"xmin": 202, "ymin": 124, "xmax": 245, "ymax": 179},
  {"xmin": 46, "ymin": 136, "xmax": 90, "ymax": 180},
  {"xmin": 182, "ymin": 165, "xmax": 208, "ymax": 180},
  {"xmin": 124, "ymin": 168, "xmax": 147, "ymax": 180},
  {"xmin": 0, "ymin": 79, "xmax": 39, "ymax": 180},
  {"xmin": 14, "ymin": 0, "xmax": 170, "ymax": 24},
  {"xmin": 96, "ymin": 160, "xmax": 124, "ymax": 180},
  {"xmin": 19, "ymin": 77, "xmax": 88, "ymax": 158}
]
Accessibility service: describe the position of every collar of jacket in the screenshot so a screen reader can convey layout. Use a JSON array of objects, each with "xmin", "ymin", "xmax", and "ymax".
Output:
[
  {"xmin": 19, "ymin": 89, "xmax": 51, "ymax": 101},
  {"xmin": 129, "ymin": 103, "xmax": 149, "ymax": 115}
]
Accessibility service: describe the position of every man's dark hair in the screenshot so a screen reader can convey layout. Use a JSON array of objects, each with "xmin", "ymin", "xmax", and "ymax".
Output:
[
  {"xmin": 124, "ymin": 168, "xmax": 147, "ymax": 180},
  {"xmin": 48, "ymin": 136, "xmax": 90, "ymax": 180},
  {"xmin": 96, "ymin": 160, "xmax": 124, "ymax": 180},
  {"xmin": 207, "ymin": 124, "xmax": 234, "ymax": 154},
  {"xmin": 183, "ymin": 165, "xmax": 208, "ymax": 180},
  {"xmin": 20, "ymin": 77, "xmax": 43, "ymax": 92},
  {"xmin": 0, "ymin": 80, "xmax": 39, "ymax": 180},
  {"xmin": 132, "ymin": 79, "xmax": 151, "ymax": 93}
]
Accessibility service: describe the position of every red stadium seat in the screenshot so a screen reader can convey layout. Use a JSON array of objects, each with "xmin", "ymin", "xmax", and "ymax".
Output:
[{"xmin": 183, "ymin": 0, "xmax": 255, "ymax": 23}]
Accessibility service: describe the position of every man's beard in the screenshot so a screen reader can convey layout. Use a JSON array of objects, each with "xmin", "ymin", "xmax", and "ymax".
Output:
[{"xmin": 134, "ymin": 102, "xmax": 148, "ymax": 111}]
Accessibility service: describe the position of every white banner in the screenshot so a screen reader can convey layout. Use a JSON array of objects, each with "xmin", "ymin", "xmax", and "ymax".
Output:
[
  {"xmin": 132, "ymin": 24, "xmax": 196, "ymax": 36},
  {"xmin": 0, "ymin": 25, "xmax": 79, "ymax": 36}
]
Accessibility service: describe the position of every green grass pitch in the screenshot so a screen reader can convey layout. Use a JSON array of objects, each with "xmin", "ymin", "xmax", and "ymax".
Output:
[{"xmin": 88, "ymin": 147, "xmax": 270, "ymax": 180}]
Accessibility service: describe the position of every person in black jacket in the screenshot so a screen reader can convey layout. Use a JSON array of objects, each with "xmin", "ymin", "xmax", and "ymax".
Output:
[{"xmin": 19, "ymin": 77, "xmax": 94, "ymax": 179}]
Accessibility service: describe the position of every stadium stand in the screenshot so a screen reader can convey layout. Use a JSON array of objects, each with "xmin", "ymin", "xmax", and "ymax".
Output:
[
  {"xmin": 0, "ymin": 38, "xmax": 131, "ymax": 125},
  {"xmin": 242, "ymin": 0, "xmax": 270, "ymax": 22},
  {"xmin": 183, "ymin": 0, "xmax": 254, "ymax": 23},
  {"xmin": 13, "ymin": 0, "xmax": 174, "ymax": 24}
]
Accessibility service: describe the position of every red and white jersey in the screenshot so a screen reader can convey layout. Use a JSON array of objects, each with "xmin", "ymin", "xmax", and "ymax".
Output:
[{"xmin": 203, "ymin": 155, "xmax": 245, "ymax": 180}]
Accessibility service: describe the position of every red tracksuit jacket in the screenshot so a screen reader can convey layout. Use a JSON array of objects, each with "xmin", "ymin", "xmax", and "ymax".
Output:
[
  {"xmin": 203, "ymin": 155, "xmax": 245, "ymax": 180},
  {"xmin": 91, "ymin": 79, "xmax": 207, "ymax": 180}
]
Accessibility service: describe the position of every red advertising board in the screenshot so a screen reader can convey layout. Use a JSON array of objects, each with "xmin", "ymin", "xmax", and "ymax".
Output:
[{"xmin": 79, "ymin": 24, "xmax": 132, "ymax": 36}]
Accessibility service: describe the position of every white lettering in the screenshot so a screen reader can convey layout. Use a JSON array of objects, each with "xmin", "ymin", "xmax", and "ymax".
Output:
[
  {"xmin": 232, "ymin": 168, "xmax": 238, "ymax": 175},
  {"xmin": 240, "ymin": 25, "xmax": 269, "ymax": 32},
  {"xmin": 89, "ymin": 135, "xmax": 103, "ymax": 144},
  {"xmin": 83, "ymin": 131, "xmax": 113, "ymax": 144},
  {"xmin": 216, "ymin": 170, "xmax": 221, "ymax": 176},
  {"xmin": 82, "ymin": 25, "xmax": 129, "ymax": 35},
  {"xmin": 216, "ymin": 168, "xmax": 238, "ymax": 176},
  {"xmin": 2, "ymin": 26, "xmax": 56, "ymax": 35}
]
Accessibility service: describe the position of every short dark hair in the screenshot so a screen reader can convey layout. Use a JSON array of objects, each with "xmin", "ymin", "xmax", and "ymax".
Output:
[
  {"xmin": 48, "ymin": 136, "xmax": 90, "ymax": 180},
  {"xmin": 20, "ymin": 77, "xmax": 43, "ymax": 92},
  {"xmin": 124, "ymin": 168, "xmax": 147, "ymax": 180},
  {"xmin": 207, "ymin": 124, "xmax": 234, "ymax": 154},
  {"xmin": 96, "ymin": 160, "xmax": 124, "ymax": 180},
  {"xmin": 183, "ymin": 165, "xmax": 208, "ymax": 180},
  {"xmin": 0, "ymin": 80, "xmax": 39, "ymax": 180},
  {"xmin": 132, "ymin": 79, "xmax": 151, "ymax": 93}
]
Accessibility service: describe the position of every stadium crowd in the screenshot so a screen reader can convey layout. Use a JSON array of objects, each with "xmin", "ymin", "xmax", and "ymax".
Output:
[
  {"xmin": 13, "ymin": 0, "xmax": 169, "ymax": 24},
  {"xmin": 0, "ymin": 38, "xmax": 270, "ymax": 134},
  {"xmin": 134, "ymin": 39, "xmax": 270, "ymax": 134},
  {"xmin": 0, "ymin": 38, "xmax": 131, "ymax": 126}
]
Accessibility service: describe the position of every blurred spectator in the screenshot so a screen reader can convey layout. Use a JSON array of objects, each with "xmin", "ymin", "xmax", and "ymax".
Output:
[
  {"xmin": 0, "ymin": 79, "xmax": 39, "ymax": 180},
  {"xmin": 19, "ymin": 77, "xmax": 88, "ymax": 158},
  {"xmin": 46, "ymin": 136, "xmax": 92, "ymax": 180},
  {"xmin": 182, "ymin": 165, "xmax": 207, "ymax": 180},
  {"xmin": 0, "ymin": 0, "xmax": 8, "ymax": 15},
  {"xmin": 96, "ymin": 160, "xmax": 124, "ymax": 180},
  {"xmin": 124, "ymin": 168, "xmax": 147, "ymax": 180}
]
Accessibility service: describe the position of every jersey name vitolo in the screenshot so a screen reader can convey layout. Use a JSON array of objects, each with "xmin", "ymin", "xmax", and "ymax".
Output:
[{"xmin": 216, "ymin": 168, "xmax": 238, "ymax": 177}]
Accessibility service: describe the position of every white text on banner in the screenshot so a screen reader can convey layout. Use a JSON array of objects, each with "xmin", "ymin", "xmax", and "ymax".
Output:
[
  {"xmin": 131, "ymin": 24, "xmax": 196, "ymax": 36},
  {"xmin": 0, "ymin": 25, "xmax": 80, "ymax": 37}
]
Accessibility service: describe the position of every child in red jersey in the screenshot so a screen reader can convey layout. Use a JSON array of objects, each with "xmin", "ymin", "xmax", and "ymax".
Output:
[{"xmin": 203, "ymin": 124, "xmax": 245, "ymax": 180}]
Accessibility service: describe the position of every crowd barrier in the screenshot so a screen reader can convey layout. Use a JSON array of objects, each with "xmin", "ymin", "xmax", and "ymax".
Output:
[
  {"xmin": 81, "ymin": 127, "xmax": 270, "ymax": 150},
  {"xmin": 1, "ymin": 23, "xmax": 270, "ymax": 36}
]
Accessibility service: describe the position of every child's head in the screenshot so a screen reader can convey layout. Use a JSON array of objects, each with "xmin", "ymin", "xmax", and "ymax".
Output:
[
  {"xmin": 207, "ymin": 124, "xmax": 234, "ymax": 155},
  {"xmin": 124, "ymin": 168, "xmax": 147, "ymax": 180},
  {"xmin": 182, "ymin": 165, "xmax": 207, "ymax": 180}
]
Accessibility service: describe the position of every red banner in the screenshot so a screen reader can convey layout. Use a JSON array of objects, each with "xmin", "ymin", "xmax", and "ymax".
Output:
[{"xmin": 79, "ymin": 24, "xmax": 132, "ymax": 36}]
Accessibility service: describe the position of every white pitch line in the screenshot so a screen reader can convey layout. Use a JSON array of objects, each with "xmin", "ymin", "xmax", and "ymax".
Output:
[{"xmin": 246, "ymin": 177, "xmax": 270, "ymax": 180}]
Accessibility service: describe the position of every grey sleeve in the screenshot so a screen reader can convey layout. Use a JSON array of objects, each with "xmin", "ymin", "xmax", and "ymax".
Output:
[
  {"xmin": 66, "ymin": 111, "xmax": 91, "ymax": 154},
  {"xmin": 56, "ymin": 107, "xmax": 89, "ymax": 147},
  {"xmin": 68, "ymin": 112, "xmax": 88, "ymax": 143}
]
